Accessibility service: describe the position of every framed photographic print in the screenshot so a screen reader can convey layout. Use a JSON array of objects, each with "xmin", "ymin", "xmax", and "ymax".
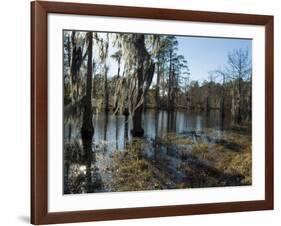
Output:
[{"xmin": 31, "ymin": 1, "xmax": 274, "ymax": 224}]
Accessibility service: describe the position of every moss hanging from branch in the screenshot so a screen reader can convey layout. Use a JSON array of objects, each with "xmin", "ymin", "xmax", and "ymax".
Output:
[{"xmin": 112, "ymin": 34, "xmax": 159, "ymax": 119}]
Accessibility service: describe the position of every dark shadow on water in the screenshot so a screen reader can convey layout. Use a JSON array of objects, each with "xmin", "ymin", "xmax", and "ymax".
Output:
[
  {"xmin": 231, "ymin": 124, "xmax": 252, "ymax": 135},
  {"xmin": 182, "ymin": 155, "xmax": 245, "ymax": 187},
  {"xmin": 215, "ymin": 138, "xmax": 243, "ymax": 152}
]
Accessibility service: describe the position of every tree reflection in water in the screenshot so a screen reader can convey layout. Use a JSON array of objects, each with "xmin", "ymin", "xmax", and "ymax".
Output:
[{"xmin": 64, "ymin": 109, "xmax": 251, "ymax": 194}]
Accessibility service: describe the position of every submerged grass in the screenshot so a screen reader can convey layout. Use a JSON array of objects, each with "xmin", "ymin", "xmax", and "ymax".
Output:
[
  {"xmin": 215, "ymin": 142, "xmax": 252, "ymax": 185},
  {"xmin": 64, "ymin": 123, "xmax": 252, "ymax": 193},
  {"xmin": 157, "ymin": 132, "xmax": 193, "ymax": 146},
  {"xmin": 111, "ymin": 139, "xmax": 167, "ymax": 191},
  {"xmin": 111, "ymin": 128, "xmax": 252, "ymax": 191},
  {"xmin": 192, "ymin": 143, "xmax": 208, "ymax": 155},
  {"xmin": 188, "ymin": 130, "xmax": 252, "ymax": 186}
]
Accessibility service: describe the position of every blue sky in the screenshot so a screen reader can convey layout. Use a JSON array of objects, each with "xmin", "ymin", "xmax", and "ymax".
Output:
[{"xmin": 176, "ymin": 36, "xmax": 252, "ymax": 83}]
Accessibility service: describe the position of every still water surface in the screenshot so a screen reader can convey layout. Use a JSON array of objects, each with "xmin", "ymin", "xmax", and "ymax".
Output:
[
  {"xmin": 65, "ymin": 110, "xmax": 231, "ymax": 152},
  {"xmin": 64, "ymin": 109, "xmax": 249, "ymax": 193}
]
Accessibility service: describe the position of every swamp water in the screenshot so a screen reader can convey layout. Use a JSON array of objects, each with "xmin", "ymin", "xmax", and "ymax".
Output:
[{"xmin": 64, "ymin": 109, "xmax": 252, "ymax": 194}]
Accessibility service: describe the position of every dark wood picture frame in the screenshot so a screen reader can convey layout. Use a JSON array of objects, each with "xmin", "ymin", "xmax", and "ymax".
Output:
[{"xmin": 31, "ymin": 1, "xmax": 274, "ymax": 224}]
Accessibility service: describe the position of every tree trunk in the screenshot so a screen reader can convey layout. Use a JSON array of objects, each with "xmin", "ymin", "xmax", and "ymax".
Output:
[
  {"xmin": 81, "ymin": 32, "xmax": 94, "ymax": 160},
  {"xmin": 220, "ymin": 95, "xmax": 225, "ymax": 119},
  {"xmin": 220, "ymin": 75, "xmax": 226, "ymax": 119},
  {"xmin": 70, "ymin": 31, "xmax": 83, "ymax": 102},
  {"xmin": 231, "ymin": 83, "xmax": 236, "ymax": 124},
  {"xmin": 103, "ymin": 113, "xmax": 108, "ymax": 152},
  {"xmin": 92, "ymin": 62, "xmax": 96, "ymax": 99},
  {"xmin": 124, "ymin": 114, "xmax": 129, "ymax": 146},
  {"xmin": 237, "ymin": 78, "xmax": 242, "ymax": 124},
  {"xmin": 115, "ymin": 115, "xmax": 119, "ymax": 150},
  {"xmin": 167, "ymin": 111, "xmax": 176, "ymax": 133},
  {"xmin": 170, "ymin": 66, "xmax": 176, "ymax": 110},
  {"xmin": 130, "ymin": 34, "xmax": 155, "ymax": 137},
  {"xmin": 161, "ymin": 66, "xmax": 165, "ymax": 102},
  {"xmin": 231, "ymin": 80, "xmax": 242, "ymax": 125},
  {"xmin": 67, "ymin": 35, "xmax": 71, "ymax": 67},
  {"xmin": 76, "ymin": 75, "xmax": 79, "ymax": 100},
  {"xmin": 132, "ymin": 104, "xmax": 144, "ymax": 136},
  {"xmin": 117, "ymin": 59, "xmax": 121, "ymax": 78},
  {"xmin": 247, "ymin": 85, "xmax": 252, "ymax": 121},
  {"xmin": 113, "ymin": 60, "xmax": 121, "ymax": 114},
  {"xmin": 205, "ymin": 96, "xmax": 210, "ymax": 113},
  {"xmin": 167, "ymin": 51, "xmax": 172, "ymax": 110},
  {"xmin": 155, "ymin": 60, "xmax": 160, "ymax": 109},
  {"xmin": 132, "ymin": 67, "xmax": 144, "ymax": 137},
  {"xmin": 104, "ymin": 67, "xmax": 109, "ymax": 112}
]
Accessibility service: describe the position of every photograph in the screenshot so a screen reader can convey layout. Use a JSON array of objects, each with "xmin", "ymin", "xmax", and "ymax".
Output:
[
  {"xmin": 29, "ymin": 1, "xmax": 274, "ymax": 224},
  {"xmin": 63, "ymin": 30, "xmax": 252, "ymax": 194}
]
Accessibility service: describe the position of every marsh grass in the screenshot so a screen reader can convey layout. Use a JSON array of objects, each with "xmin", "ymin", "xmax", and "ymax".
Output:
[
  {"xmin": 192, "ymin": 143, "xmax": 209, "ymax": 156},
  {"xmin": 188, "ymin": 131, "xmax": 252, "ymax": 186},
  {"xmin": 158, "ymin": 132, "xmax": 193, "ymax": 145},
  {"xmin": 64, "ymin": 125, "xmax": 252, "ymax": 193},
  {"xmin": 111, "ymin": 139, "xmax": 168, "ymax": 191}
]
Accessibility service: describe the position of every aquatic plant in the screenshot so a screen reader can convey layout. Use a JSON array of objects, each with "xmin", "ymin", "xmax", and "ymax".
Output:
[{"xmin": 111, "ymin": 139, "xmax": 168, "ymax": 191}]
